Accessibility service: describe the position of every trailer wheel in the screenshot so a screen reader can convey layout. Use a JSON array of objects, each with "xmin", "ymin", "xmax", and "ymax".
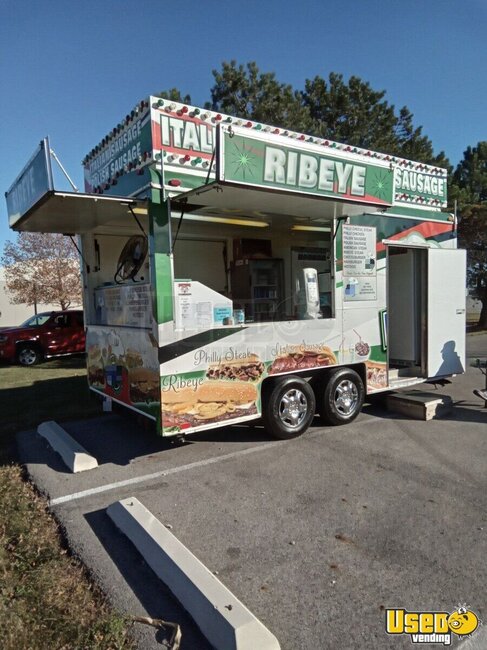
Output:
[
  {"xmin": 262, "ymin": 376, "xmax": 315, "ymax": 440},
  {"xmin": 318, "ymin": 368, "xmax": 364, "ymax": 426}
]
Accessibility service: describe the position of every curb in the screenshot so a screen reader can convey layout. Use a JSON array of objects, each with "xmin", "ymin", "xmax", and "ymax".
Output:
[
  {"xmin": 37, "ymin": 421, "xmax": 98, "ymax": 473},
  {"xmin": 107, "ymin": 497, "xmax": 281, "ymax": 650}
]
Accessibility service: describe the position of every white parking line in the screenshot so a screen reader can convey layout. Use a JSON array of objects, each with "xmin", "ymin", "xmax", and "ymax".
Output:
[
  {"xmin": 49, "ymin": 416, "xmax": 382, "ymax": 507},
  {"xmin": 50, "ymin": 441, "xmax": 284, "ymax": 506}
]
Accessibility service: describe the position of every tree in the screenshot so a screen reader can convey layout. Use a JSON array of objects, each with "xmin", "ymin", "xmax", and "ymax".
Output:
[
  {"xmin": 451, "ymin": 142, "xmax": 487, "ymax": 328},
  {"xmin": 393, "ymin": 105, "xmax": 449, "ymax": 167},
  {"xmin": 451, "ymin": 141, "xmax": 487, "ymax": 207},
  {"xmin": 158, "ymin": 87, "xmax": 192, "ymax": 105},
  {"xmin": 2, "ymin": 233, "xmax": 82, "ymax": 311},
  {"xmin": 301, "ymin": 73, "xmax": 448, "ymax": 164},
  {"xmin": 457, "ymin": 204, "xmax": 487, "ymax": 328},
  {"xmin": 208, "ymin": 60, "xmax": 311, "ymax": 130},
  {"xmin": 302, "ymin": 73, "xmax": 397, "ymax": 152},
  {"xmin": 206, "ymin": 61, "xmax": 447, "ymax": 166}
]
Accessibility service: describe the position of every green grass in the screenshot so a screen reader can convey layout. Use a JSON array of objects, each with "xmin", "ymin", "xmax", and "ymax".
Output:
[
  {"xmin": 1, "ymin": 356, "xmax": 100, "ymax": 445},
  {"xmin": 0, "ymin": 357, "xmax": 134, "ymax": 650}
]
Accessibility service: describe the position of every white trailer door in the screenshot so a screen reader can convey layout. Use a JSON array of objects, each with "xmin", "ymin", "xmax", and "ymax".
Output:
[{"xmin": 427, "ymin": 248, "xmax": 466, "ymax": 377}]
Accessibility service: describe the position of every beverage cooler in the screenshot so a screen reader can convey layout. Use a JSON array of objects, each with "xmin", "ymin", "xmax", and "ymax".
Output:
[{"xmin": 230, "ymin": 258, "xmax": 284, "ymax": 322}]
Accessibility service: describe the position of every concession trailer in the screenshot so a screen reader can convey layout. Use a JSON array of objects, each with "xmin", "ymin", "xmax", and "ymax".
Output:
[{"xmin": 5, "ymin": 97, "xmax": 466, "ymax": 439}]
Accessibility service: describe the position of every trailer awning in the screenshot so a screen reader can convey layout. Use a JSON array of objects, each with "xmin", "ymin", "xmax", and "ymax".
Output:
[
  {"xmin": 171, "ymin": 181, "xmax": 367, "ymax": 221},
  {"xmin": 9, "ymin": 191, "xmax": 148, "ymax": 235}
]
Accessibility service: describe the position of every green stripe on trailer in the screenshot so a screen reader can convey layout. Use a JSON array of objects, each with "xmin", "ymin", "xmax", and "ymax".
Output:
[{"xmin": 149, "ymin": 199, "xmax": 173, "ymax": 324}]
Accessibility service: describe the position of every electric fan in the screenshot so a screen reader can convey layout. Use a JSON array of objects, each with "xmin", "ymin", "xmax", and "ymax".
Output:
[{"xmin": 115, "ymin": 235, "xmax": 148, "ymax": 282}]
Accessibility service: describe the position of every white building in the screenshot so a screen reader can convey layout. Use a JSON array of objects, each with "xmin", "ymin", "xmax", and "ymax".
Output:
[{"xmin": 0, "ymin": 267, "xmax": 60, "ymax": 327}]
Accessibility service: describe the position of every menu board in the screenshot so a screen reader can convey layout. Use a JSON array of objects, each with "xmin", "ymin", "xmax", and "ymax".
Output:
[
  {"xmin": 174, "ymin": 282, "xmax": 214, "ymax": 329},
  {"xmin": 342, "ymin": 225, "xmax": 377, "ymax": 301},
  {"xmin": 95, "ymin": 283, "xmax": 152, "ymax": 327},
  {"xmin": 173, "ymin": 280, "xmax": 233, "ymax": 330}
]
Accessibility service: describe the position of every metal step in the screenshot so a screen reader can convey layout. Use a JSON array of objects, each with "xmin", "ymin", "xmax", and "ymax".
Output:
[{"xmin": 389, "ymin": 366, "xmax": 422, "ymax": 381}]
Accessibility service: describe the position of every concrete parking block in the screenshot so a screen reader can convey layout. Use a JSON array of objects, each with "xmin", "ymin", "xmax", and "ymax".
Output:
[
  {"xmin": 107, "ymin": 497, "xmax": 281, "ymax": 650},
  {"xmin": 385, "ymin": 390, "xmax": 453, "ymax": 420},
  {"xmin": 37, "ymin": 421, "xmax": 98, "ymax": 473}
]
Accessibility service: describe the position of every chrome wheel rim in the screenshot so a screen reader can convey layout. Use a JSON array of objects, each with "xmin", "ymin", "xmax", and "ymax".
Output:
[
  {"xmin": 19, "ymin": 348, "xmax": 37, "ymax": 365},
  {"xmin": 334, "ymin": 380, "xmax": 359, "ymax": 415},
  {"xmin": 279, "ymin": 388, "xmax": 308, "ymax": 428}
]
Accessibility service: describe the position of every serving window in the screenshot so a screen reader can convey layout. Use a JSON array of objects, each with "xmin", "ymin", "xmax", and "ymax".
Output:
[
  {"xmin": 81, "ymin": 232, "xmax": 152, "ymax": 329},
  {"xmin": 171, "ymin": 209, "xmax": 334, "ymax": 325}
]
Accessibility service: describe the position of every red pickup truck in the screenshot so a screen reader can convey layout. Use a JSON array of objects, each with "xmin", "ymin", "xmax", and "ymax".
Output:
[{"xmin": 0, "ymin": 310, "xmax": 85, "ymax": 366}]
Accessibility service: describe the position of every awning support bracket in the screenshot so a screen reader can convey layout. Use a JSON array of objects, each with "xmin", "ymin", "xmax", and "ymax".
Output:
[
  {"xmin": 128, "ymin": 205, "xmax": 147, "ymax": 238},
  {"xmin": 66, "ymin": 235, "xmax": 90, "ymax": 273},
  {"xmin": 333, "ymin": 215, "xmax": 349, "ymax": 243},
  {"xmin": 50, "ymin": 148, "xmax": 79, "ymax": 193},
  {"xmin": 205, "ymin": 148, "xmax": 216, "ymax": 185},
  {"xmin": 171, "ymin": 201, "xmax": 187, "ymax": 253}
]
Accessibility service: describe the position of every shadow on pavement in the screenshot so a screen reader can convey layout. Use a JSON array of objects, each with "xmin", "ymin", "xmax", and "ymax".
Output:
[
  {"xmin": 182, "ymin": 421, "xmax": 273, "ymax": 444},
  {"xmin": 71, "ymin": 413, "xmax": 280, "ymax": 463},
  {"xmin": 363, "ymin": 396, "xmax": 487, "ymax": 425},
  {"xmin": 84, "ymin": 508, "xmax": 212, "ymax": 650},
  {"xmin": 1, "ymin": 374, "xmax": 100, "ymax": 460},
  {"xmin": 18, "ymin": 413, "xmax": 278, "ymax": 472},
  {"xmin": 17, "ymin": 429, "xmax": 74, "ymax": 475},
  {"xmin": 444, "ymin": 402, "xmax": 487, "ymax": 424},
  {"xmin": 64, "ymin": 414, "xmax": 179, "ymax": 465},
  {"xmin": 17, "ymin": 415, "xmax": 181, "ymax": 471}
]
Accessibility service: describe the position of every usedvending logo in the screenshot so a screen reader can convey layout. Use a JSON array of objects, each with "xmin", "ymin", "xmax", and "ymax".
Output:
[{"xmin": 386, "ymin": 605, "xmax": 480, "ymax": 645}]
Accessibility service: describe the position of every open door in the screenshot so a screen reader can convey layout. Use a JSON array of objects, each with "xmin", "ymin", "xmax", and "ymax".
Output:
[
  {"xmin": 427, "ymin": 248, "xmax": 466, "ymax": 377},
  {"xmin": 388, "ymin": 246, "xmax": 426, "ymax": 370},
  {"xmin": 388, "ymin": 244, "xmax": 466, "ymax": 384}
]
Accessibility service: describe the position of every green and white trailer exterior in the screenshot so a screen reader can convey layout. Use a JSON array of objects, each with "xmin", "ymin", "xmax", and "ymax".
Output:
[{"xmin": 6, "ymin": 96, "xmax": 465, "ymax": 439}]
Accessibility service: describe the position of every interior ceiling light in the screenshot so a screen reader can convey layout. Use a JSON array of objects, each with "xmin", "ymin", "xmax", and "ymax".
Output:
[
  {"xmin": 173, "ymin": 214, "xmax": 269, "ymax": 228},
  {"xmin": 129, "ymin": 206, "xmax": 148, "ymax": 215},
  {"xmin": 292, "ymin": 225, "xmax": 331, "ymax": 232}
]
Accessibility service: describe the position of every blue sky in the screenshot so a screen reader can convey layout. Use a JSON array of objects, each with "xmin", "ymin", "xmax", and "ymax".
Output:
[{"xmin": 1, "ymin": 0, "xmax": 485, "ymax": 250}]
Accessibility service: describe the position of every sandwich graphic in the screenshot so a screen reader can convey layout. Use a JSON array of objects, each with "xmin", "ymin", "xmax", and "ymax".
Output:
[
  {"xmin": 87, "ymin": 343, "xmax": 105, "ymax": 387},
  {"xmin": 365, "ymin": 361, "xmax": 387, "ymax": 389},
  {"xmin": 162, "ymin": 380, "xmax": 258, "ymax": 428},
  {"xmin": 269, "ymin": 345, "xmax": 337, "ymax": 375},
  {"xmin": 206, "ymin": 354, "xmax": 265, "ymax": 382},
  {"xmin": 129, "ymin": 367, "xmax": 160, "ymax": 404},
  {"xmin": 125, "ymin": 348, "xmax": 144, "ymax": 369}
]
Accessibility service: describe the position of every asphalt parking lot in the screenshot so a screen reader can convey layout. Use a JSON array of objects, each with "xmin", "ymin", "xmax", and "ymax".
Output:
[{"xmin": 18, "ymin": 334, "xmax": 487, "ymax": 649}]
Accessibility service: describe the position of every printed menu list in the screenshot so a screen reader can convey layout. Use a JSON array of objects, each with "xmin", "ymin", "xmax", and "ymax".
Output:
[
  {"xmin": 96, "ymin": 283, "xmax": 152, "ymax": 327},
  {"xmin": 342, "ymin": 224, "xmax": 377, "ymax": 301}
]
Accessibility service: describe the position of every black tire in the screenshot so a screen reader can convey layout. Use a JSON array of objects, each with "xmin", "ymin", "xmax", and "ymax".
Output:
[
  {"xmin": 262, "ymin": 376, "xmax": 316, "ymax": 440},
  {"xmin": 17, "ymin": 344, "xmax": 42, "ymax": 366},
  {"xmin": 317, "ymin": 368, "xmax": 365, "ymax": 426}
]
